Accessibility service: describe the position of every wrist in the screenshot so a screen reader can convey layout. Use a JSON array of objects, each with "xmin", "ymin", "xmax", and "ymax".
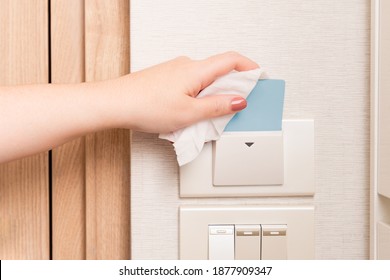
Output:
[{"xmin": 87, "ymin": 75, "xmax": 135, "ymax": 130}]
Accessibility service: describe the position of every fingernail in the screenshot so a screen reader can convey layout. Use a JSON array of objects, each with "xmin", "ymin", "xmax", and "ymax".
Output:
[{"xmin": 231, "ymin": 97, "xmax": 247, "ymax": 111}]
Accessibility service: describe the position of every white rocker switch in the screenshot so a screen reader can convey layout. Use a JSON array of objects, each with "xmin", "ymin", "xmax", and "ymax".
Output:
[{"xmin": 208, "ymin": 225, "xmax": 234, "ymax": 260}]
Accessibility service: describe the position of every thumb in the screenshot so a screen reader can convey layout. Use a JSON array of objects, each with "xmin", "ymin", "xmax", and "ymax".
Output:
[{"xmin": 192, "ymin": 95, "xmax": 247, "ymax": 121}]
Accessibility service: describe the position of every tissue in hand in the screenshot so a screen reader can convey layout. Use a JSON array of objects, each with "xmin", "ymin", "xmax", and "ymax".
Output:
[{"xmin": 159, "ymin": 68, "xmax": 263, "ymax": 166}]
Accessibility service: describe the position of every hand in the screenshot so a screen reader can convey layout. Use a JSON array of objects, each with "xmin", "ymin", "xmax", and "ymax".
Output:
[{"xmin": 106, "ymin": 51, "xmax": 259, "ymax": 133}]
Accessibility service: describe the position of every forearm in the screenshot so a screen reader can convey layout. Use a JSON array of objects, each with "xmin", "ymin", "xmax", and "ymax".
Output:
[{"xmin": 0, "ymin": 80, "xmax": 121, "ymax": 163}]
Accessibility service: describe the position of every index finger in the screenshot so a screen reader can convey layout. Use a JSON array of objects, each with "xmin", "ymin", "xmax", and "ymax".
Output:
[{"xmin": 197, "ymin": 51, "xmax": 260, "ymax": 90}]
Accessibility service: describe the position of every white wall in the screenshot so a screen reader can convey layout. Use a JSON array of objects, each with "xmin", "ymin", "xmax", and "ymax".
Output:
[{"xmin": 130, "ymin": 0, "xmax": 370, "ymax": 259}]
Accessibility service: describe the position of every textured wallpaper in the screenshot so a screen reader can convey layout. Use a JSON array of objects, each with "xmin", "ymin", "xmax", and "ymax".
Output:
[{"xmin": 130, "ymin": 0, "xmax": 370, "ymax": 259}]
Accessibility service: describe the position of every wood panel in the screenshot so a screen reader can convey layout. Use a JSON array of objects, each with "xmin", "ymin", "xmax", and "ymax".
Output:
[
  {"xmin": 85, "ymin": 0, "xmax": 131, "ymax": 259},
  {"xmin": 0, "ymin": 0, "xmax": 49, "ymax": 259},
  {"xmin": 51, "ymin": 0, "xmax": 86, "ymax": 259}
]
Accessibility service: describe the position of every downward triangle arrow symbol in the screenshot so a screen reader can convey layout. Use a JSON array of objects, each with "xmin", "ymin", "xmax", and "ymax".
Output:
[{"xmin": 245, "ymin": 142, "xmax": 254, "ymax": 147}]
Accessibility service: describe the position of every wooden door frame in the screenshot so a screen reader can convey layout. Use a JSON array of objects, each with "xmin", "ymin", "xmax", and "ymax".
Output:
[
  {"xmin": 0, "ymin": 0, "xmax": 50, "ymax": 260},
  {"xmin": 51, "ymin": 0, "xmax": 131, "ymax": 259},
  {"xmin": 0, "ymin": 0, "xmax": 131, "ymax": 260},
  {"xmin": 51, "ymin": 0, "xmax": 87, "ymax": 260}
]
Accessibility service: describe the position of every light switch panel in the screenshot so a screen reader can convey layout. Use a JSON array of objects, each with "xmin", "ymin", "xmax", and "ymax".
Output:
[
  {"xmin": 261, "ymin": 224, "xmax": 287, "ymax": 260},
  {"xmin": 235, "ymin": 225, "xmax": 261, "ymax": 260},
  {"xmin": 208, "ymin": 225, "xmax": 234, "ymax": 260},
  {"xmin": 180, "ymin": 205, "xmax": 314, "ymax": 259},
  {"xmin": 213, "ymin": 131, "xmax": 283, "ymax": 186}
]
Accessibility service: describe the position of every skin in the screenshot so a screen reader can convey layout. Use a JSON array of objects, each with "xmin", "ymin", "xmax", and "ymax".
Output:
[{"xmin": 0, "ymin": 51, "xmax": 259, "ymax": 163}]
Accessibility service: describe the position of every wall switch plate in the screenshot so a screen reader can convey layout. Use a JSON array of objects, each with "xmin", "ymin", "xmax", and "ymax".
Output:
[
  {"xmin": 180, "ymin": 205, "xmax": 314, "ymax": 260},
  {"xmin": 180, "ymin": 120, "xmax": 314, "ymax": 197}
]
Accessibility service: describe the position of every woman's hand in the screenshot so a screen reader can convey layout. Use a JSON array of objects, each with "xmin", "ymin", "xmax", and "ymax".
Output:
[{"xmin": 104, "ymin": 51, "xmax": 259, "ymax": 133}]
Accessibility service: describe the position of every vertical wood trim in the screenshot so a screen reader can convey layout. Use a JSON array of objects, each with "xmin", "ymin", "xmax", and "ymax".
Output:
[
  {"xmin": 0, "ymin": 0, "xmax": 49, "ymax": 259},
  {"xmin": 370, "ymin": 0, "xmax": 379, "ymax": 260},
  {"xmin": 377, "ymin": 0, "xmax": 390, "ymax": 199},
  {"xmin": 371, "ymin": 0, "xmax": 390, "ymax": 260},
  {"xmin": 51, "ymin": 0, "xmax": 86, "ymax": 260},
  {"xmin": 85, "ymin": 0, "xmax": 131, "ymax": 259}
]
